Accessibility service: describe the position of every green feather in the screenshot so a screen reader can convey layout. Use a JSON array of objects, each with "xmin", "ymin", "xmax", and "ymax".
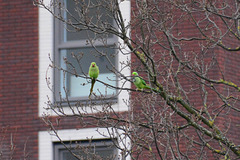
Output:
[
  {"xmin": 88, "ymin": 62, "xmax": 99, "ymax": 97},
  {"xmin": 132, "ymin": 72, "xmax": 151, "ymax": 90}
]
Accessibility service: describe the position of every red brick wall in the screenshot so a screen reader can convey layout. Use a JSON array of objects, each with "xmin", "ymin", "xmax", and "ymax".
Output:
[
  {"xmin": 0, "ymin": 1, "xmax": 39, "ymax": 159},
  {"xmin": 130, "ymin": 0, "xmax": 240, "ymax": 159}
]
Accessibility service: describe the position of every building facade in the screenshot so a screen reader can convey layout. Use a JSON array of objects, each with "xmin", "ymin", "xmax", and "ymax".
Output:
[{"xmin": 0, "ymin": 0, "xmax": 240, "ymax": 160}]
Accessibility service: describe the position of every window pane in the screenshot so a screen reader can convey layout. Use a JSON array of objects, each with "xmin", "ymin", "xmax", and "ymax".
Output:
[
  {"xmin": 54, "ymin": 140, "xmax": 118, "ymax": 160},
  {"xmin": 63, "ymin": 0, "xmax": 114, "ymax": 42},
  {"xmin": 62, "ymin": 150, "xmax": 78, "ymax": 160},
  {"xmin": 59, "ymin": 47, "xmax": 117, "ymax": 99},
  {"xmin": 61, "ymin": 147, "xmax": 116, "ymax": 160}
]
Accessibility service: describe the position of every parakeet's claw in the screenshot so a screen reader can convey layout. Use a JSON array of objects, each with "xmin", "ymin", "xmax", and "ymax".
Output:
[{"xmin": 135, "ymin": 88, "xmax": 143, "ymax": 92}]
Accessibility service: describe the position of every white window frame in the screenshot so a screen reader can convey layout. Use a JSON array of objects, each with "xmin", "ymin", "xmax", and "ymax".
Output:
[
  {"xmin": 55, "ymin": 0, "xmax": 118, "ymax": 101},
  {"xmin": 38, "ymin": 0, "xmax": 131, "ymax": 116},
  {"xmin": 38, "ymin": 128, "xmax": 131, "ymax": 160}
]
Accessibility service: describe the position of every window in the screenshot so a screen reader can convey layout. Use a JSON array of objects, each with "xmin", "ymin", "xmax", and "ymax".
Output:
[
  {"xmin": 39, "ymin": 128, "xmax": 131, "ymax": 160},
  {"xmin": 54, "ymin": 0, "xmax": 118, "ymax": 102},
  {"xmin": 54, "ymin": 139, "xmax": 118, "ymax": 160},
  {"xmin": 39, "ymin": 0, "xmax": 130, "ymax": 116}
]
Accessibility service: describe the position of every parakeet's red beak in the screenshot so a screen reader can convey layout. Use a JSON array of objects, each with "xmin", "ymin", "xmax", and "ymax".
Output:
[{"xmin": 92, "ymin": 64, "xmax": 95, "ymax": 67}]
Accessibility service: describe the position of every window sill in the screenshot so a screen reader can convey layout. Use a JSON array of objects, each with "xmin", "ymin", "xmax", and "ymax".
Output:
[{"xmin": 46, "ymin": 97, "xmax": 128, "ymax": 116}]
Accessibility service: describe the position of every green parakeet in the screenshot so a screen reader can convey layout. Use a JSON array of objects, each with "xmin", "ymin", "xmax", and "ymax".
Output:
[
  {"xmin": 132, "ymin": 72, "xmax": 151, "ymax": 90},
  {"xmin": 88, "ymin": 62, "xmax": 99, "ymax": 97}
]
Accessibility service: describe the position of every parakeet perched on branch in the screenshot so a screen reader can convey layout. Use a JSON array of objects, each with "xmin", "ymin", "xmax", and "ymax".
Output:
[
  {"xmin": 132, "ymin": 72, "xmax": 151, "ymax": 90},
  {"xmin": 88, "ymin": 62, "xmax": 99, "ymax": 97}
]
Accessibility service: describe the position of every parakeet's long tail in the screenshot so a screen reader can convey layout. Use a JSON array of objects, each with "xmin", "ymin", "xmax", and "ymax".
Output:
[
  {"xmin": 145, "ymin": 85, "xmax": 151, "ymax": 89},
  {"xmin": 89, "ymin": 78, "xmax": 96, "ymax": 97},
  {"xmin": 145, "ymin": 85, "xmax": 159, "ymax": 92}
]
